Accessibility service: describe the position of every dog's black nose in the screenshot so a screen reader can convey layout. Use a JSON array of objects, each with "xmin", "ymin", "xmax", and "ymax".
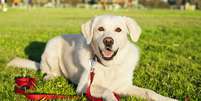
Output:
[{"xmin": 103, "ymin": 37, "xmax": 114, "ymax": 47}]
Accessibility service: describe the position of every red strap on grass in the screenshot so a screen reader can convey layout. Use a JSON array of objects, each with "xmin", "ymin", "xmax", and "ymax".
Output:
[{"xmin": 15, "ymin": 77, "xmax": 80, "ymax": 100}]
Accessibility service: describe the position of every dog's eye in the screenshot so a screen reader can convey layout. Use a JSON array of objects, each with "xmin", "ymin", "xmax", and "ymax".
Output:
[
  {"xmin": 98, "ymin": 27, "xmax": 104, "ymax": 31},
  {"xmin": 115, "ymin": 27, "xmax": 121, "ymax": 32}
]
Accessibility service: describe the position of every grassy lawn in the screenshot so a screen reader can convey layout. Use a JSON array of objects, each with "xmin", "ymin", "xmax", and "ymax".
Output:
[{"xmin": 0, "ymin": 8, "xmax": 201, "ymax": 101}]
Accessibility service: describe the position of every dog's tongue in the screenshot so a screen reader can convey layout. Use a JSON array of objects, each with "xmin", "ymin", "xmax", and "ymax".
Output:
[{"xmin": 102, "ymin": 50, "xmax": 113, "ymax": 57}]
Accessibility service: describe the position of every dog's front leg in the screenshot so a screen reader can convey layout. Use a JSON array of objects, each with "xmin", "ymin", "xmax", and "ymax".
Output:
[
  {"xmin": 76, "ymin": 70, "xmax": 117, "ymax": 101},
  {"xmin": 119, "ymin": 85, "xmax": 177, "ymax": 101},
  {"xmin": 91, "ymin": 85, "xmax": 118, "ymax": 101},
  {"xmin": 76, "ymin": 70, "xmax": 89, "ymax": 95}
]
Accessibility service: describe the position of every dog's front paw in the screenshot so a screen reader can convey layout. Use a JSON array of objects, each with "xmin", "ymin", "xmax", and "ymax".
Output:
[
  {"xmin": 145, "ymin": 91, "xmax": 178, "ymax": 101},
  {"xmin": 103, "ymin": 90, "xmax": 118, "ymax": 101},
  {"xmin": 103, "ymin": 95, "xmax": 118, "ymax": 101},
  {"xmin": 151, "ymin": 96, "xmax": 178, "ymax": 101}
]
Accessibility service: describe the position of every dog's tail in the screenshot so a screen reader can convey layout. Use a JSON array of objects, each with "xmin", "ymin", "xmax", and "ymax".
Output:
[{"xmin": 7, "ymin": 57, "xmax": 40, "ymax": 70}]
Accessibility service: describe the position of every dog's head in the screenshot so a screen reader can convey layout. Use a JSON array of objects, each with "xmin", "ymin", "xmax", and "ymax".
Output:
[{"xmin": 81, "ymin": 15, "xmax": 141, "ymax": 65}]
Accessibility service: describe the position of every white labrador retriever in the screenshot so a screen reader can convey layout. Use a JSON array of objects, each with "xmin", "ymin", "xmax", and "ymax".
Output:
[{"xmin": 8, "ymin": 15, "xmax": 177, "ymax": 101}]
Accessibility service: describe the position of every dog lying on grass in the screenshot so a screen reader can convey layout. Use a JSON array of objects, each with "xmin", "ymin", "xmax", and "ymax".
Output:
[{"xmin": 8, "ymin": 15, "xmax": 177, "ymax": 101}]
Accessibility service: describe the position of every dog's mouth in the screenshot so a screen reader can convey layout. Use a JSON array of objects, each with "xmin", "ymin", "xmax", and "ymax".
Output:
[{"xmin": 99, "ymin": 47, "xmax": 118, "ymax": 61}]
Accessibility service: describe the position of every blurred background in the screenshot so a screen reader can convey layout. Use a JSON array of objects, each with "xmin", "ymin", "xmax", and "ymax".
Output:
[{"xmin": 1, "ymin": 0, "xmax": 201, "ymax": 11}]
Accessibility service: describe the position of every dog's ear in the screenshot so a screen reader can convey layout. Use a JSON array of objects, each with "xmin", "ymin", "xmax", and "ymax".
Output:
[
  {"xmin": 81, "ymin": 19, "xmax": 94, "ymax": 44},
  {"xmin": 123, "ymin": 17, "xmax": 141, "ymax": 42}
]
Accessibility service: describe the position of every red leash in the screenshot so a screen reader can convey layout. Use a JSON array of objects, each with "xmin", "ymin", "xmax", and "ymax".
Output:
[
  {"xmin": 15, "ymin": 77, "xmax": 80, "ymax": 100},
  {"xmin": 85, "ymin": 68, "xmax": 120, "ymax": 101}
]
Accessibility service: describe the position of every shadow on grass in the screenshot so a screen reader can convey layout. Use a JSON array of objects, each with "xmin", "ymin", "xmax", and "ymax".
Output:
[{"xmin": 24, "ymin": 41, "xmax": 46, "ymax": 62}]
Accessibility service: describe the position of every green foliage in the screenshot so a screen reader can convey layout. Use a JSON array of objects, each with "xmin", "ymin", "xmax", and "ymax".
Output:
[{"xmin": 0, "ymin": 8, "xmax": 201, "ymax": 101}]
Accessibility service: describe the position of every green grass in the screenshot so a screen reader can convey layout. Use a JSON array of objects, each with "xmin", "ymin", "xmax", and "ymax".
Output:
[{"xmin": 0, "ymin": 8, "xmax": 201, "ymax": 101}]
